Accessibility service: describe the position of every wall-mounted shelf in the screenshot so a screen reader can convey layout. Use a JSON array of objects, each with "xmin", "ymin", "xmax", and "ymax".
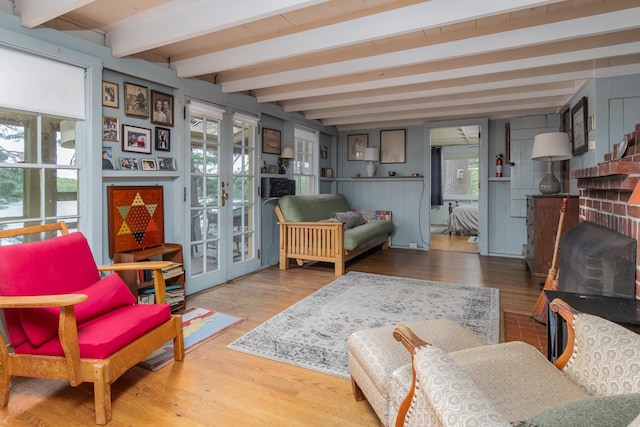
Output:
[
  {"xmin": 103, "ymin": 170, "xmax": 180, "ymax": 180},
  {"xmin": 336, "ymin": 176, "xmax": 423, "ymax": 181},
  {"xmin": 488, "ymin": 177, "xmax": 511, "ymax": 182}
]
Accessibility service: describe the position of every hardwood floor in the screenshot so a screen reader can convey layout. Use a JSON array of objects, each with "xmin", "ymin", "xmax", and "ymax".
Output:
[{"xmin": 1, "ymin": 248, "xmax": 538, "ymax": 426}]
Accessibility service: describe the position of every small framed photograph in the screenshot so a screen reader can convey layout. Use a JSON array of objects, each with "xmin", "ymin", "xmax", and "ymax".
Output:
[
  {"xmin": 151, "ymin": 90, "xmax": 174, "ymax": 127},
  {"xmin": 380, "ymin": 129, "xmax": 406, "ymax": 164},
  {"xmin": 102, "ymin": 81, "xmax": 119, "ymax": 108},
  {"xmin": 157, "ymin": 157, "xmax": 176, "ymax": 171},
  {"xmin": 571, "ymin": 96, "xmax": 588, "ymax": 156},
  {"xmin": 325, "ymin": 167, "xmax": 333, "ymax": 178},
  {"xmin": 320, "ymin": 145, "xmax": 328, "ymax": 159},
  {"xmin": 124, "ymin": 82, "xmax": 149, "ymax": 119},
  {"xmin": 141, "ymin": 158, "xmax": 157, "ymax": 171},
  {"xmin": 347, "ymin": 134, "xmax": 368, "ymax": 160},
  {"xmin": 262, "ymin": 128, "xmax": 281, "ymax": 154},
  {"xmin": 122, "ymin": 125, "xmax": 152, "ymax": 154},
  {"xmin": 102, "ymin": 146, "xmax": 115, "ymax": 170},
  {"xmin": 102, "ymin": 116, "xmax": 119, "ymax": 142},
  {"xmin": 155, "ymin": 127, "xmax": 170, "ymax": 151},
  {"xmin": 119, "ymin": 157, "xmax": 139, "ymax": 171}
]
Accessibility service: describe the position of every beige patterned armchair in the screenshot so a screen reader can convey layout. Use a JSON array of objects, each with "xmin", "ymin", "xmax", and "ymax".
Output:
[{"xmin": 392, "ymin": 299, "xmax": 640, "ymax": 427}]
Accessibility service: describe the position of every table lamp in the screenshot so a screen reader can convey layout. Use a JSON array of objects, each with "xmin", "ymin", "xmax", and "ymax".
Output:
[
  {"xmin": 531, "ymin": 132, "xmax": 572, "ymax": 194},
  {"xmin": 278, "ymin": 147, "xmax": 294, "ymax": 174},
  {"xmin": 363, "ymin": 147, "xmax": 379, "ymax": 177}
]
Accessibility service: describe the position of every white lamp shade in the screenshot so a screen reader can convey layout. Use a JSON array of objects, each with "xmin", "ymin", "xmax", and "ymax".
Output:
[
  {"xmin": 59, "ymin": 120, "xmax": 76, "ymax": 149},
  {"xmin": 280, "ymin": 147, "xmax": 294, "ymax": 159},
  {"xmin": 531, "ymin": 132, "xmax": 572, "ymax": 161},
  {"xmin": 363, "ymin": 147, "xmax": 379, "ymax": 162}
]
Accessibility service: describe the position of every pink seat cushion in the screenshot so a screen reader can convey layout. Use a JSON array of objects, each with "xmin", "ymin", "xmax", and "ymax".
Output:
[
  {"xmin": 0, "ymin": 232, "xmax": 100, "ymax": 347},
  {"xmin": 19, "ymin": 274, "xmax": 137, "ymax": 347},
  {"xmin": 14, "ymin": 304, "xmax": 172, "ymax": 359}
]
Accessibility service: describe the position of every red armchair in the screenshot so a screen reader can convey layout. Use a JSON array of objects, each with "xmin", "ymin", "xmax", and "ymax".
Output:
[{"xmin": 0, "ymin": 221, "xmax": 184, "ymax": 424}]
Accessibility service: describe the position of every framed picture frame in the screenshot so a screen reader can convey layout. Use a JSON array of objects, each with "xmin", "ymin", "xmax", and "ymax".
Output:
[
  {"xmin": 119, "ymin": 157, "xmax": 139, "ymax": 171},
  {"xmin": 320, "ymin": 145, "xmax": 328, "ymax": 159},
  {"xmin": 102, "ymin": 81, "xmax": 119, "ymax": 108},
  {"xmin": 324, "ymin": 167, "xmax": 333, "ymax": 178},
  {"xmin": 155, "ymin": 127, "xmax": 170, "ymax": 151},
  {"xmin": 140, "ymin": 158, "xmax": 157, "ymax": 171},
  {"xmin": 380, "ymin": 129, "xmax": 406, "ymax": 164},
  {"xmin": 124, "ymin": 82, "xmax": 149, "ymax": 119},
  {"xmin": 571, "ymin": 96, "xmax": 588, "ymax": 156},
  {"xmin": 102, "ymin": 146, "xmax": 115, "ymax": 170},
  {"xmin": 347, "ymin": 134, "xmax": 368, "ymax": 160},
  {"xmin": 150, "ymin": 90, "xmax": 174, "ymax": 127},
  {"xmin": 262, "ymin": 128, "xmax": 281, "ymax": 154},
  {"xmin": 102, "ymin": 116, "xmax": 119, "ymax": 142},
  {"xmin": 122, "ymin": 125, "xmax": 152, "ymax": 154},
  {"xmin": 157, "ymin": 157, "xmax": 176, "ymax": 171}
]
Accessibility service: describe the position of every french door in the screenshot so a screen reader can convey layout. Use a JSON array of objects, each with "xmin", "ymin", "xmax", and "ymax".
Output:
[{"xmin": 185, "ymin": 101, "xmax": 259, "ymax": 294}]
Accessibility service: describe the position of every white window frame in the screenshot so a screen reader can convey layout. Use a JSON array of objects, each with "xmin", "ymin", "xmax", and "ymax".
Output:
[{"xmin": 292, "ymin": 126, "xmax": 318, "ymax": 196}]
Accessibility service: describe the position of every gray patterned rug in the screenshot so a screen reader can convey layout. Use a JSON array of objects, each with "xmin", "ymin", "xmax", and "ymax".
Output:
[{"xmin": 227, "ymin": 271, "xmax": 499, "ymax": 378}]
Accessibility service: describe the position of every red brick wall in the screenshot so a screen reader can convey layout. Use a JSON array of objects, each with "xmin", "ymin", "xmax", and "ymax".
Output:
[{"xmin": 571, "ymin": 124, "xmax": 640, "ymax": 299}]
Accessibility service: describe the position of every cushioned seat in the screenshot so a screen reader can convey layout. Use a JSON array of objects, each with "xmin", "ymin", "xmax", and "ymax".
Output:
[
  {"xmin": 15, "ymin": 304, "xmax": 171, "ymax": 359},
  {"xmin": 348, "ymin": 318, "xmax": 488, "ymax": 425}
]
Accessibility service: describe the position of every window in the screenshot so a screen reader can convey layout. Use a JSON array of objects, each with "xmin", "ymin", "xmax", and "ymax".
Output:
[
  {"xmin": 292, "ymin": 127, "xmax": 317, "ymax": 195},
  {"xmin": 0, "ymin": 108, "xmax": 79, "ymax": 241},
  {"xmin": 442, "ymin": 146, "xmax": 479, "ymax": 199}
]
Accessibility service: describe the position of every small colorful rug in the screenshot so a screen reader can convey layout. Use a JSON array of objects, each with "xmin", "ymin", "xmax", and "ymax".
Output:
[{"xmin": 139, "ymin": 307, "xmax": 243, "ymax": 371}]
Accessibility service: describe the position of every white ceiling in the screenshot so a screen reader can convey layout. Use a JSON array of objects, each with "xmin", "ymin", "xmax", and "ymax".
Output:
[{"xmin": 14, "ymin": 0, "xmax": 640, "ymax": 131}]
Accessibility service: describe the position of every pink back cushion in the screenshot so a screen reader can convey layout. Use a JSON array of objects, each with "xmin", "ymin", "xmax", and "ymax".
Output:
[
  {"xmin": 19, "ymin": 274, "xmax": 137, "ymax": 347},
  {"xmin": 0, "ymin": 232, "xmax": 101, "ymax": 346}
]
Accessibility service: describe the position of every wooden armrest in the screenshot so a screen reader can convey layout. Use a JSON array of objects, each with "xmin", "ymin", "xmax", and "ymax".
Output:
[
  {"xmin": 393, "ymin": 324, "xmax": 430, "ymax": 354},
  {"xmin": 393, "ymin": 324, "xmax": 430, "ymax": 427},
  {"xmin": 0, "ymin": 294, "xmax": 87, "ymax": 308},
  {"xmin": 549, "ymin": 298, "xmax": 581, "ymax": 370},
  {"xmin": 98, "ymin": 261, "xmax": 173, "ymax": 271},
  {"xmin": 278, "ymin": 221, "xmax": 343, "ymax": 227}
]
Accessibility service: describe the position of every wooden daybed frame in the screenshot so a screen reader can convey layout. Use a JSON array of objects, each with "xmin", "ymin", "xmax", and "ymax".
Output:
[{"xmin": 274, "ymin": 206, "xmax": 391, "ymax": 276}]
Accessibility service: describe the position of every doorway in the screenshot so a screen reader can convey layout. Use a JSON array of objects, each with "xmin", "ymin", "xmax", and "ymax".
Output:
[
  {"xmin": 429, "ymin": 125, "xmax": 480, "ymax": 254},
  {"xmin": 185, "ymin": 101, "xmax": 260, "ymax": 294}
]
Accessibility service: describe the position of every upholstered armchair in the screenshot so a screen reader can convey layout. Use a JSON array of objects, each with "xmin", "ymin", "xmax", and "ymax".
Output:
[
  {"xmin": 0, "ymin": 222, "xmax": 185, "ymax": 425},
  {"xmin": 392, "ymin": 299, "xmax": 640, "ymax": 427}
]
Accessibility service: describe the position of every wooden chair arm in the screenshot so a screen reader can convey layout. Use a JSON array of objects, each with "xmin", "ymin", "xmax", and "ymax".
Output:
[
  {"xmin": 99, "ymin": 261, "xmax": 172, "ymax": 305},
  {"xmin": 97, "ymin": 261, "xmax": 173, "ymax": 272},
  {"xmin": 393, "ymin": 324, "xmax": 429, "ymax": 354},
  {"xmin": 0, "ymin": 294, "xmax": 84, "ymax": 385},
  {"xmin": 0, "ymin": 294, "xmax": 87, "ymax": 308},
  {"xmin": 549, "ymin": 298, "xmax": 581, "ymax": 370},
  {"xmin": 393, "ymin": 324, "xmax": 430, "ymax": 427}
]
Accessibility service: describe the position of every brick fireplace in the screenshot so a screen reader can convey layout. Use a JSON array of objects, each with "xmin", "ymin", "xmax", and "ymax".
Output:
[{"xmin": 571, "ymin": 123, "xmax": 640, "ymax": 299}]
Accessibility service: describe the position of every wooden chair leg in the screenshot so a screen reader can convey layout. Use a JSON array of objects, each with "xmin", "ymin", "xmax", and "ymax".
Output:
[
  {"xmin": 174, "ymin": 318, "xmax": 185, "ymax": 361},
  {"xmin": 351, "ymin": 377, "xmax": 365, "ymax": 401},
  {"xmin": 93, "ymin": 362, "xmax": 112, "ymax": 425},
  {"xmin": 0, "ymin": 349, "xmax": 10, "ymax": 407}
]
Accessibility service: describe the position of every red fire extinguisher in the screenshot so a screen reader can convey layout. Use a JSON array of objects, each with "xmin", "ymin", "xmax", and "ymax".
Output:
[{"xmin": 496, "ymin": 154, "xmax": 504, "ymax": 177}]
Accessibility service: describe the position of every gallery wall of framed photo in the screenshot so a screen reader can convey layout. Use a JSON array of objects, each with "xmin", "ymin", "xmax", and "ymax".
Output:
[{"xmin": 101, "ymin": 71, "xmax": 177, "ymax": 173}]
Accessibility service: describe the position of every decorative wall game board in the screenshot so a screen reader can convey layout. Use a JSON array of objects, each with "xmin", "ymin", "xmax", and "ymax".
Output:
[{"xmin": 107, "ymin": 185, "xmax": 164, "ymax": 257}]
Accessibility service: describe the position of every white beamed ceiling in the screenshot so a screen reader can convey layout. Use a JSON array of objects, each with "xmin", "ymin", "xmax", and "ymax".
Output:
[{"xmin": 18, "ymin": 0, "xmax": 640, "ymax": 130}]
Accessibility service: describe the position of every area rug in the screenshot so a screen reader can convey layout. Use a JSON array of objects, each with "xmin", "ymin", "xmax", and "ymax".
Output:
[
  {"xmin": 227, "ymin": 272, "xmax": 499, "ymax": 378},
  {"xmin": 139, "ymin": 307, "xmax": 243, "ymax": 371}
]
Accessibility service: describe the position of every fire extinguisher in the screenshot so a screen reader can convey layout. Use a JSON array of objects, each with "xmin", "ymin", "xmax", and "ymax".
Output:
[{"xmin": 496, "ymin": 154, "xmax": 504, "ymax": 177}]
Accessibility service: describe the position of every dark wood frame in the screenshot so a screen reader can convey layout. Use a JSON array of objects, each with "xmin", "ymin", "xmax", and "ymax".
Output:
[
  {"xmin": 262, "ymin": 128, "xmax": 281, "ymax": 154},
  {"xmin": 347, "ymin": 134, "xmax": 368, "ymax": 160},
  {"xmin": 571, "ymin": 97, "xmax": 588, "ymax": 156},
  {"xmin": 102, "ymin": 81, "xmax": 119, "ymax": 108},
  {"xmin": 150, "ymin": 90, "xmax": 174, "ymax": 127},
  {"xmin": 102, "ymin": 116, "xmax": 119, "ymax": 142},
  {"xmin": 380, "ymin": 129, "xmax": 406, "ymax": 164},
  {"xmin": 155, "ymin": 127, "xmax": 171, "ymax": 151},
  {"xmin": 124, "ymin": 82, "xmax": 149, "ymax": 119}
]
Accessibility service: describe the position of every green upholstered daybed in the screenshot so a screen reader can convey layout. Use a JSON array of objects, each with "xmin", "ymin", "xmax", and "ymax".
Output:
[{"xmin": 274, "ymin": 194, "xmax": 394, "ymax": 276}]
